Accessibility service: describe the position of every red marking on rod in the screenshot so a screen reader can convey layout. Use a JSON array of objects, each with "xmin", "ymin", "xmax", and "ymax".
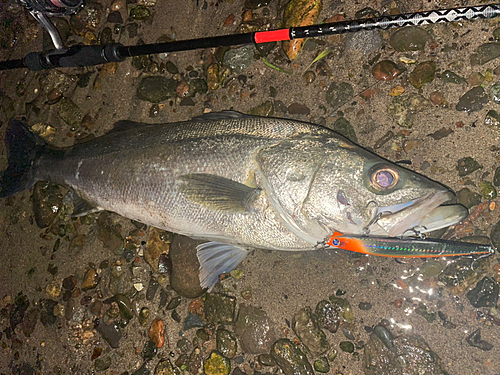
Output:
[{"xmin": 254, "ymin": 29, "xmax": 290, "ymax": 44}]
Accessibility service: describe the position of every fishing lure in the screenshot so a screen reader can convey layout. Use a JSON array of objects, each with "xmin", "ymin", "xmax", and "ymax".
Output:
[{"xmin": 325, "ymin": 231, "xmax": 493, "ymax": 258}]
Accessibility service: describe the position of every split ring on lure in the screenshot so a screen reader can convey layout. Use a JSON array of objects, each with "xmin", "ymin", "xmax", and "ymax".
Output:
[{"xmin": 326, "ymin": 231, "xmax": 494, "ymax": 258}]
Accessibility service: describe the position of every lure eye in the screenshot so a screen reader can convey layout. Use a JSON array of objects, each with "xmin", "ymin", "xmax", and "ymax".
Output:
[
  {"xmin": 332, "ymin": 239, "xmax": 340, "ymax": 246},
  {"xmin": 370, "ymin": 167, "xmax": 399, "ymax": 190}
]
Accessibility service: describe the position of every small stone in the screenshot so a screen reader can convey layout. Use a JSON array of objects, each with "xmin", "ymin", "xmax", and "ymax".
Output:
[
  {"xmin": 223, "ymin": 45, "xmax": 254, "ymax": 74},
  {"xmin": 326, "ymin": 82, "xmax": 354, "ymax": 109},
  {"xmin": 345, "ymin": 30, "xmax": 382, "ymax": 56},
  {"xmin": 420, "ymin": 259, "xmax": 443, "ymax": 278},
  {"xmin": 142, "ymin": 340, "xmax": 158, "ymax": 360},
  {"xmin": 457, "ymin": 157, "xmax": 482, "ymax": 177},
  {"xmin": 374, "ymin": 131, "xmax": 394, "ymax": 149},
  {"xmin": 479, "ymin": 181, "xmax": 497, "ymax": 200},
  {"xmin": 204, "ymin": 351, "xmax": 231, "ymax": 375},
  {"xmin": 137, "ymin": 76, "xmax": 177, "ymax": 103},
  {"xmin": 333, "ymin": 117, "xmax": 357, "ymax": 143},
  {"xmin": 414, "ymin": 303, "xmax": 436, "ymax": 323},
  {"xmin": 329, "ymin": 295, "xmax": 354, "ymax": 323},
  {"xmin": 441, "ymin": 70, "xmax": 466, "ymax": 84},
  {"xmin": 371, "ymin": 60, "xmax": 404, "ymax": 81},
  {"xmin": 466, "ymin": 277, "xmax": 499, "ymax": 307},
  {"xmin": 94, "ymin": 355, "xmax": 112, "ymax": 371},
  {"xmin": 466, "ymin": 328, "xmax": 493, "ymax": 351},
  {"xmin": 429, "ymin": 91, "xmax": 448, "ymax": 107},
  {"xmin": 207, "ymin": 64, "xmax": 220, "ymax": 90},
  {"xmin": 288, "ymin": 103, "xmax": 310, "ymax": 115},
  {"xmin": 139, "ymin": 307, "xmax": 151, "ymax": 326},
  {"xmin": 107, "ymin": 11, "xmax": 123, "ymax": 23},
  {"xmin": 389, "ymin": 86, "xmax": 405, "ymax": 97},
  {"xmin": 339, "ymin": 341, "xmax": 354, "ymax": 353},
  {"xmin": 390, "ymin": 26, "xmax": 430, "ymax": 51},
  {"xmin": 456, "ymin": 87, "xmax": 489, "ymax": 112},
  {"xmin": 58, "ymin": 98, "xmax": 83, "ymax": 126},
  {"xmin": 115, "ymin": 294, "xmax": 134, "ymax": 320},
  {"xmin": 485, "ymin": 109, "xmax": 500, "ymax": 128},
  {"xmin": 32, "ymin": 182, "xmax": 63, "ymax": 228},
  {"xmin": 166, "ymin": 295, "xmax": 181, "ymax": 310},
  {"xmin": 271, "ymin": 339, "xmax": 313, "ymax": 375},
  {"xmin": 145, "ymin": 227, "xmax": 171, "ymax": 273},
  {"xmin": 471, "ymin": 43, "xmax": 500, "ymax": 65},
  {"xmin": 204, "ymin": 293, "xmax": 236, "ymax": 324},
  {"xmin": 303, "ymin": 71, "xmax": 316, "ymax": 84},
  {"xmin": 428, "ymin": 127, "xmax": 453, "ymax": 140},
  {"xmin": 456, "ymin": 188, "xmax": 481, "ymax": 208},
  {"xmin": 258, "ymin": 354, "xmax": 276, "ymax": 366},
  {"xmin": 468, "ymin": 72, "xmax": 485, "ymax": 87},
  {"xmin": 149, "ymin": 318, "xmax": 165, "ymax": 348},
  {"xmin": 81, "ymin": 269, "xmax": 99, "ymax": 290},
  {"xmin": 388, "ymin": 94, "xmax": 430, "ymax": 128},
  {"xmin": 315, "ymin": 300, "xmax": 340, "ymax": 333},
  {"xmin": 293, "ymin": 307, "xmax": 329, "ymax": 356},
  {"xmin": 190, "ymin": 79, "xmax": 208, "ymax": 96},
  {"xmin": 216, "ymin": 329, "xmax": 237, "ymax": 359},
  {"xmin": 494, "ymin": 167, "xmax": 500, "ymax": 187},
  {"xmin": 95, "ymin": 320, "xmax": 122, "ymax": 348},
  {"xmin": 154, "ymin": 358, "xmax": 177, "ymax": 375},
  {"xmin": 183, "ymin": 313, "xmax": 205, "ymax": 331},
  {"xmin": 235, "ymin": 305, "xmax": 277, "ymax": 354},
  {"xmin": 313, "ymin": 357, "xmax": 330, "ymax": 373},
  {"xmin": 249, "ymin": 100, "xmax": 274, "ymax": 117},
  {"xmin": 130, "ymin": 5, "xmax": 151, "ymax": 20},
  {"xmin": 409, "ymin": 61, "xmax": 436, "ymax": 89},
  {"xmin": 165, "ymin": 61, "xmax": 178, "ymax": 74},
  {"xmin": 358, "ymin": 302, "xmax": 372, "ymax": 311}
]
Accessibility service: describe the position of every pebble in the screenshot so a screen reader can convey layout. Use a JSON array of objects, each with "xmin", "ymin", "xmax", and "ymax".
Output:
[
  {"xmin": 429, "ymin": 92, "xmax": 448, "ymax": 107},
  {"xmin": 471, "ymin": 43, "xmax": 500, "ymax": 65},
  {"xmin": 139, "ymin": 307, "xmax": 151, "ymax": 326},
  {"xmin": 115, "ymin": 294, "xmax": 134, "ymax": 320},
  {"xmin": 129, "ymin": 5, "xmax": 151, "ymax": 21},
  {"xmin": 388, "ymin": 94, "xmax": 430, "ymax": 128},
  {"xmin": 142, "ymin": 340, "xmax": 157, "ymax": 360},
  {"xmin": 144, "ymin": 227, "xmax": 172, "ymax": 273},
  {"xmin": 94, "ymin": 355, "xmax": 111, "ymax": 371},
  {"xmin": 204, "ymin": 351, "xmax": 231, "ymax": 375},
  {"xmin": 333, "ymin": 117, "xmax": 357, "ymax": 143},
  {"xmin": 358, "ymin": 302, "xmax": 372, "ymax": 311},
  {"xmin": 169, "ymin": 235, "xmax": 204, "ymax": 298},
  {"xmin": 466, "ymin": 329, "xmax": 493, "ymax": 351},
  {"xmin": 456, "ymin": 157, "xmax": 482, "ymax": 177},
  {"xmin": 479, "ymin": 181, "xmax": 497, "ymax": 200},
  {"xmin": 389, "ymin": 26, "xmax": 430, "ymax": 51},
  {"xmin": 428, "ymin": 127, "xmax": 453, "ymax": 140},
  {"xmin": 313, "ymin": 357, "xmax": 329, "ymax": 373},
  {"xmin": 207, "ymin": 64, "xmax": 220, "ymax": 90},
  {"xmin": 315, "ymin": 300, "xmax": 340, "ymax": 333},
  {"xmin": 183, "ymin": 313, "xmax": 205, "ymax": 330},
  {"xmin": 420, "ymin": 259, "xmax": 443, "ymax": 278},
  {"xmin": 329, "ymin": 295, "xmax": 354, "ymax": 323},
  {"xmin": 466, "ymin": 277, "xmax": 499, "ymax": 307},
  {"xmin": 149, "ymin": 318, "xmax": 165, "ymax": 348},
  {"xmin": 223, "ymin": 45, "xmax": 255, "ymax": 74},
  {"xmin": 235, "ymin": 304, "xmax": 277, "ymax": 354},
  {"xmin": 136, "ymin": 76, "xmax": 177, "ymax": 103},
  {"xmin": 456, "ymin": 86, "xmax": 489, "ymax": 112},
  {"xmin": 271, "ymin": 339, "xmax": 313, "ymax": 375},
  {"xmin": 441, "ymin": 70, "xmax": 466, "ymax": 84},
  {"xmin": 258, "ymin": 354, "xmax": 276, "ymax": 366},
  {"xmin": 293, "ymin": 307, "xmax": 329, "ymax": 356},
  {"xmin": 81, "ymin": 269, "xmax": 99, "ymax": 290},
  {"xmin": 408, "ymin": 61, "xmax": 436, "ymax": 89},
  {"xmin": 154, "ymin": 358, "xmax": 177, "ymax": 375},
  {"xmin": 216, "ymin": 329, "xmax": 237, "ymax": 359},
  {"xmin": 345, "ymin": 30, "xmax": 382, "ymax": 56},
  {"xmin": 494, "ymin": 167, "xmax": 500, "ymax": 187},
  {"xmin": 303, "ymin": 71, "xmax": 316, "ymax": 84},
  {"xmin": 204, "ymin": 293, "xmax": 236, "ymax": 324},
  {"xmin": 485, "ymin": 109, "xmax": 500, "ymax": 128},
  {"xmin": 326, "ymin": 82, "xmax": 354, "ymax": 109},
  {"xmin": 249, "ymin": 101, "xmax": 274, "ymax": 117},
  {"xmin": 107, "ymin": 11, "xmax": 123, "ymax": 24},
  {"xmin": 95, "ymin": 320, "xmax": 122, "ymax": 348},
  {"xmin": 339, "ymin": 341, "xmax": 354, "ymax": 353},
  {"xmin": 287, "ymin": 103, "xmax": 310, "ymax": 115},
  {"xmin": 371, "ymin": 60, "xmax": 404, "ymax": 81}
]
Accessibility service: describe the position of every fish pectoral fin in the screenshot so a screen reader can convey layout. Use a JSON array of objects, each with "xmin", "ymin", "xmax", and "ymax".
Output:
[
  {"xmin": 179, "ymin": 173, "xmax": 261, "ymax": 212},
  {"xmin": 197, "ymin": 241, "xmax": 248, "ymax": 291},
  {"xmin": 71, "ymin": 192, "xmax": 101, "ymax": 217}
]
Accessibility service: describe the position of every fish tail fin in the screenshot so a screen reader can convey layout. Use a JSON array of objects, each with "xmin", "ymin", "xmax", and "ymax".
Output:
[
  {"xmin": 197, "ymin": 242, "xmax": 248, "ymax": 291},
  {"xmin": 0, "ymin": 119, "xmax": 46, "ymax": 198}
]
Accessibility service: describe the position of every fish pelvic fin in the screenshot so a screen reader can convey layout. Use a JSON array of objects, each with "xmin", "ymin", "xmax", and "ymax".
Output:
[
  {"xmin": 0, "ymin": 119, "xmax": 46, "ymax": 198},
  {"xmin": 179, "ymin": 173, "xmax": 261, "ymax": 212},
  {"xmin": 197, "ymin": 241, "xmax": 248, "ymax": 291}
]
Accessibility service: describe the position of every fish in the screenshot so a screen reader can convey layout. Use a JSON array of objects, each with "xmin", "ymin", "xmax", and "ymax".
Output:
[{"xmin": 0, "ymin": 111, "xmax": 473, "ymax": 290}]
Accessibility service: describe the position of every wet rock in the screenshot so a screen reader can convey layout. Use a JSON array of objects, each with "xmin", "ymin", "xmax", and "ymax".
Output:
[
  {"xmin": 282, "ymin": 0, "xmax": 322, "ymax": 60},
  {"xmin": 313, "ymin": 357, "xmax": 329, "ymax": 373},
  {"xmin": 456, "ymin": 86, "xmax": 489, "ymax": 112},
  {"xmin": 10, "ymin": 292, "xmax": 30, "ymax": 330},
  {"xmin": 494, "ymin": 167, "xmax": 500, "ymax": 187},
  {"xmin": 39, "ymin": 299, "xmax": 57, "ymax": 326},
  {"xmin": 82, "ymin": 268, "xmax": 99, "ymax": 290},
  {"xmin": 315, "ymin": 300, "xmax": 340, "ymax": 333},
  {"xmin": 204, "ymin": 351, "xmax": 230, "ymax": 375},
  {"xmin": 216, "ymin": 329, "xmax": 237, "ymax": 359},
  {"xmin": 154, "ymin": 358, "xmax": 178, "ymax": 375},
  {"xmin": 32, "ymin": 182, "xmax": 63, "ymax": 229},
  {"xmin": 189, "ymin": 346, "xmax": 204, "ymax": 375},
  {"xmin": 333, "ymin": 117, "xmax": 357, "ymax": 143},
  {"xmin": 145, "ymin": 227, "xmax": 172, "ymax": 273},
  {"xmin": 491, "ymin": 220, "xmax": 500, "ymax": 249},
  {"xmin": 466, "ymin": 328, "xmax": 493, "ymax": 351},
  {"xmin": 303, "ymin": 71, "xmax": 316, "ymax": 84},
  {"xmin": 146, "ymin": 278, "xmax": 159, "ymax": 301},
  {"xmin": 326, "ymin": 82, "xmax": 354, "ymax": 109},
  {"xmin": 420, "ymin": 259, "xmax": 443, "ymax": 278},
  {"xmin": 20, "ymin": 308, "xmax": 39, "ymax": 337},
  {"xmin": 95, "ymin": 355, "xmax": 112, "ymax": 371},
  {"xmin": 207, "ymin": 64, "xmax": 220, "ymax": 90},
  {"xmin": 288, "ymin": 103, "xmax": 310, "ymax": 115},
  {"xmin": 485, "ymin": 109, "xmax": 500, "ymax": 129},
  {"xmin": 115, "ymin": 294, "xmax": 134, "ymax": 320},
  {"xmin": 107, "ymin": 11, "xmax": 123, "ymax": 23},
  {"xmin": 438, "ymin": 257, "xmax": 488, "ymax": 290},
  {"xmin": 149, "ymin": 318, "xmax": 165, "ymax": 348},
  {"xmin": 259, "ymin": 354, "xmax": 277, "ymax": 366},
  {"xmin": 409, "ymin": 61, "xmax": 436, "ymax": 89},
  {"xmin": 457, "ymin": 157, "xmax": 482, "ymax": 177},
  {"xmin": 390, "ymin": 26, "xmax": 430, "ymax": 51},
  {"xmin": 170, "ymin": 235, "xmax": 204, "ymax": 298},
  {"xmin": 165, "ymin": 61, "xmax": 178, "ymax": 74},
  {"xmin": 249, "ymin": 100, "xmax": 274, "ymax": 116},
  {"xmin": 329, "ymin": 295, "xmax": 354, "ymax": 323},
  {"xmin": 293, "ymin": 307, "xmax": 329, "ymax": 356},
  {"xmin": 70, "ymin": 1, "xmax": 103, "ymax": 35},
  {"xmin": 388, "ymin": 94, "xmax": 430, "ymax": 128},
  {"xmin": 139, "ymin": 307, "xmax": 151, "ymax": 326},
  {"xmin": 244, "ymin": 0, "xmax": 272, "ymax": 9},
  {"xmin": 466, "ymin": 277, "xmax": 499, "ymax": 308},
  {"xmin": 235, "ymin": 304, "xmax": 277, "ymax": 354},
  {"xmin": 358, "ymin": 302, "xmax": 372, "ymax": 311},
  {"xmin": 428, "ymin": 127, "xmax": 453, "ymax": 140},
  {"xmin": 137, "ymin": 76, "xmax": 177, "ymax": 103},
  {"xmin": 223, "ymin": 45, "xmax": 255, "ymax": 74},
  {"xmin": 142, "ymin": 340, "xmax": 157, "ymax": 360},
  {"xmin": 166, "ymin": 295, "xmax": 181, "ymax": 310},
  {"xmin": 130, "ymin": 5, "xmax": 151, "ymax": 20},
  {"xmin": 441, "ymin": 70, "xmax": 466, "ymax": 84},
  {"xmin": 271, "ymin": 339, "xmax": 313, "ymax": 375},
  {"xmin": 96, "ymin": 320, "xmax": 122, "ymax": 348},
  {"xmin": 374, "ymin": 131, "xmax": 394, "ymax": 149},
  {"xmin": 345, "ymin": 30, "xmax": 382, "ymax": 56},
  {"xmin": 415, "ymin": 304, "xmax": 436, "ymax": 323},
  {"xmin": 98, "ymin": 222, "xmax": 123, "ymax": 254},
  {"xmin": 132, "ymin": 362, "xmax": 151, "ymax": 375},
  {"xmin": 339, "ymin": 341, "xmax": 354, "ymax": 353},
  {"xmin": 490, "ymin": 82, "xmax": 500, "ymax": 104},
  {"xmin": 364, "ymin": 328, "xmax": 447, "ymax": 374},
  {"xmin": 371, "ymin": 60, "xmax": 404, "ymax": 81},
  {"xmin": 183, "ymin": 313, "xmax": 205, "ymax": 331},
  {"xmin": 479, "ymin": 181, "xmax": 497, "ymax": 200},
  {"xmin": 471, "ymin": 43, "xmax": 500, "ymax": 65},
  {"xmin": 204, "ymin": 293, "xmax": 235, "ymax": 324},
  {"xmin": 190, "ymin": 79, "xmax": 208, "ymax": 96},
  {"xmin": 58, "ymin": 98, "xmax": 83, "ymax": 126}
]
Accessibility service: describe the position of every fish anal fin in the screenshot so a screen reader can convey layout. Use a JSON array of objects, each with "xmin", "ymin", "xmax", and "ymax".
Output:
[
  {"xmin": 197, "ymin": 242, "xmax": 248, "ymax": 291},
  {"xmin": 179, "ymin": 173, "xmax": 260, "ymax": 212}
]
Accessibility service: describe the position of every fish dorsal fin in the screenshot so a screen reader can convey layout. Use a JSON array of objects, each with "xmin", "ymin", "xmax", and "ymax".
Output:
[
  {"xmin": 197, "ymin": 241, "xmax": 248, "ymax": 291},
  {"xmin": 110, "ymin": 120, "xmax": 146, "ymax": 133},
  {"xmin": 179, "ymin": 173, "xmax": 261, "ymax": 212},
  {"xmin": 191, "ymin": 110, "xmax": 253, "ymax": 121}
]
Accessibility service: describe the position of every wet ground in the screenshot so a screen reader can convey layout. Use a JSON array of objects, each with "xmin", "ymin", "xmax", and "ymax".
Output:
[{"xmin": 2, "ymin": 0, "xmax": 500, "ymax": 374}]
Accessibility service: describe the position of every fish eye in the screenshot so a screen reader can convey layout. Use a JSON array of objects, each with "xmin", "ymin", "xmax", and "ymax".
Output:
[{"xmin": 370, "ymin": 167, "xmax": 399, "ymax": 190}]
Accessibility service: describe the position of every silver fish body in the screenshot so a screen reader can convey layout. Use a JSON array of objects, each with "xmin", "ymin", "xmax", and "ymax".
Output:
[{"xmin": 1, "ymin": 112, "xmax": 467, "ymax": 289}]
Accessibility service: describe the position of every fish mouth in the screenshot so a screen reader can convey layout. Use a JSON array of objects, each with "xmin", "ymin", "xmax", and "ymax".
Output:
[{"xmin": 369, "ymin": 191, "xmax": 468, "ymax": 237}]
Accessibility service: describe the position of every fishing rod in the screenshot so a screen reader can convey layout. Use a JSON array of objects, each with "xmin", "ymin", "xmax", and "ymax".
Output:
[{"xmin": 1, "ymin": 2, "xmax": 500, "ymax": 71}]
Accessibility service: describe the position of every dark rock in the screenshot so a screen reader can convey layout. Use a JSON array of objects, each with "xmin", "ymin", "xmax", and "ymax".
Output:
[
  {"xmin": 438, "ymin": 257, "xmax": 488, "ymax": 288},
  {"xmin": 136, "ymin": 76, "xmax": 177, "ymax": 103},
  {"xmin": 313, "ymin": 357, "xmax": 329, "ymax": 373},
  {"xmin": 333, "ymin": 117, "xmax": 357, "ymax": 143},
  {"xmin": 466, "ymin": 328, "xmax": 493, "ymax": 351},
  {"xmin": 39, "ymin": 299, "xmax": 57, "ymax": 326},
  {"xmin": 115, "ymin": 294, "xmax": 134, "ymax": 320},
  {"xmin": 456, "ymin": 157, "xmax": 482, "ymax": 177},
  {"xmin": 293, "ymin": 307, "xmax": 329, "ymax": 356},
  {"xmin": 456, "ymin": 86, "xmax": 489, "ymax": 112},
  {"xmin": 390, "ymin": 26, "xmax": 430, "ymax": 51},
  {"xmin": 154, "ymin": 358, "xmax": 179, "ymax": 375},
  {"xmin": 287, "ymin": 103, "xmax": 310, "ymax": 115},
  {"xmin": 107, "ymin": 11, "xmax": 123, "ymax": 23},
  {"xmin": 10, "ymin": 292, "xmax": 30, "ymax": 331},
  {"xmin": 249, "ymin": 101, "xmax": 274, "ymax": 116},
  {"xmin": 271, "ymin": 339, "xmax": 313, "ymax": 375},
  {"xmin": 170, "ymin": 235, "xmax": 204, "ymax": 298},
  {"xmin": 258, "ymin": 354, "xmax": 277, "ymax": 366},
  {"xmin": 20, "ymin": 308, "xmax": 39, "ymax": 337},
  {"xmin": 130, "ymin": 5, "xmax": 151, "ymax": 20},
  {"xmin": 441, "ymin": 70, "xmax": 466, "ymax": 84},
  {"xmin": 32, "ymin": 182, "xmax": 63, "ymax": 228},
  {"xmin": 339, "ymin": 341, "xmax": 354, "ymax": 353},
  {"xmin": 146, "ymin": 277, "xmax": 159, "ymax": 301},
  {"xmin": 96, "ymin": 320, "xmax": 122, "ymax": 348},
  {"xmin": 329, "ymin": 295, "xmax": 354, "ymax": 323},
  {"xmin": 358, "ymin": 302, "xmax": 372, "ymax": 311},
  {"xmin": 428, "ymin": 127, "xmax": 453, "ymax": 140},
  {"xmin": 326, "ymin": 82, "xmax": 354, "ymax": 109},
  {"xmin": 415, "ymin": 303, "xmax": 436, "ymax": 323},
  {"xmin": 371, "ymin": 60, "xmax": 404, "ymax": 81},
  {"xmin": 166, "ymin": 295, "xmax": 181, "ymax": 310},
  {"xmin": 142, "ymin": 340, "xmax": 158, "ymax": 360},
  {"xmin": 466, "ymin": 277, "xmax": 499, "ymax": 308},
  {"xmin": 409, "ymin": 61, "xmax": 436, "ymax": 89},
  {"xmin": 166, "ymin": 61, "xmax": 179, "ymax": 74},
  {"xmin": 204, "ymin": 293, "xmax": 236, "ymax": 324},
  {"xmin": 486, "ymin": 109, "xmax": 500, "ymax": 129},
  {"xmin": 479, "ymin": 181, "xmax": 497, "ymax": 200},
  {"xmin": 95, "ymin": 355, "xmax": 112, "ymax": 371},
  {"xmin": 235, "ymin": 304, "xmax": 277, "ymax": 354},
  {"xmin": 216, "ymin": 329, "xmax": 237, "ymax": 359},
  {"xmin": 456, "ymin": 188, "xmax": 481, "ymax": 208},
  {"xmin": 315, "ymin": 300, "xmax": 340, "ymax": 333},
  {"xmin": 183, "ymin": 312, "xmax": 205, "ymax": 331},
  {"xmin": 223, "ymin": 45, "xmax": 255, "ymax": 74},
  {"xmin": 471, "ymin": 43, "xmax": 500, "ymax": 65}
]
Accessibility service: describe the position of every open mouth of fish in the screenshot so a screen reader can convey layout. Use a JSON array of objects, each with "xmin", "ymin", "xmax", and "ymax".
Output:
[{"xmin": 368, "ymin": 191, "xmax": 468, "ymax": 237}]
